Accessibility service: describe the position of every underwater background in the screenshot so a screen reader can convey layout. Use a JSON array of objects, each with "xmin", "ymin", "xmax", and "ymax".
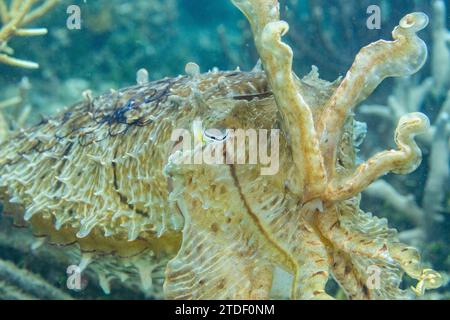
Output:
[{"xmin": 0, "ymin": 0, "xmax": 449, "ymax": 299}]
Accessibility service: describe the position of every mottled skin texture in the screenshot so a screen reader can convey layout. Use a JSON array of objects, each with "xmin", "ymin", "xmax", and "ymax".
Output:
[{"xmin": 0, "ymin": 0, "xmax": 443, "ymax": 299}]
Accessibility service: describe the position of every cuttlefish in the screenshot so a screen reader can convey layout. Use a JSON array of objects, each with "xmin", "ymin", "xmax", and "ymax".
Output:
[{"xmin": 0, "ymin": 0, "xmax": 442, "ymax": 299}]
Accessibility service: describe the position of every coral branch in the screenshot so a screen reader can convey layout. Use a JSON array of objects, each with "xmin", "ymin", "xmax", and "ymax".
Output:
[
  {"xmin": 431, "ymin": 0, "xmax": 450, "ymax": 98},
  {"xmin": 0, "ymin": 258, "xmax": 73, "ymax": 299},
  {"xmin": 0, "ymin": 280, "xmax": 37, "ymax": 299},
  {"xmin": 0, "ymin": 1, "xmax": 9, "ymax": 23},
  {"xmin": 22, "ymin": 0, "xmax": 58, "ymax": 25},
  {"xmin": 0, "ymin": 0, "xmax": 59, "ymax": 69},
  {"xmin": 360, "ymin": 77, "xmax": 433, "ymax": 125}
]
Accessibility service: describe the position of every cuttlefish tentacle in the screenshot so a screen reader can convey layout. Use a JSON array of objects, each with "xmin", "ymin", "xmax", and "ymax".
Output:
[
  {"xmin": 324, "ymin": 112, "xmax": 429, "ymax": 201},
  {"xmin": 229, "ymin": 0, "xmax": 442, "ymax": 299},
  {"xmin": 317, "ymin": 12, "xmax": 430, "ymax": 178},
  {"xmin": 232, "ymin": 0, "xmax": 327, "ymax": 200}
]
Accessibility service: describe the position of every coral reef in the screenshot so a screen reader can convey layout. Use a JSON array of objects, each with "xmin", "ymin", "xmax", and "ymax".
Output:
[
  {"xmin": 358, "ymin": 1, "xmax": 450, "ymax": 292},
  {"xmin": 224, "ymin": 0, "xmax": 441, "ymax": 299},
  {"xmin": 0, "ymin": 258, "xmax": 73, "ymax": 299}
]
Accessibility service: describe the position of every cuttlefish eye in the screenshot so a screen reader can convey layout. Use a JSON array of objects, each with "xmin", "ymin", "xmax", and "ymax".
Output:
[
  {"xmin": 399, "ymin": 12, "xmax": 429, "ymax": 31},
  {"xmin": 203, "ymin": 128, "xmax": 229, "ymax": 142}
]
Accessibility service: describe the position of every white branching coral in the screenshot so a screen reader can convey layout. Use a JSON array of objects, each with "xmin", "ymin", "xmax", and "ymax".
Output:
[
  {"xmin": 0, "ymin": 0, "xmax": 59, "ymax": 69},
  {"xmin": 431, "ymin": 0, "xmax": 450, "ymax": 99},
  {"xmin": 0, "ymin": 258, "xmax": 73, "ymax": 299}
]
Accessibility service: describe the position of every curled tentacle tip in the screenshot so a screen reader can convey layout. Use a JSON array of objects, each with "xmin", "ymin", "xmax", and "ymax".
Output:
[
  {"xmin": 399, "ymin": 12, "xmax": 429, "ymax": 32},
  {"xmin": 398, "ymin": 112, "xmax": 430, "ymax": 135}
]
